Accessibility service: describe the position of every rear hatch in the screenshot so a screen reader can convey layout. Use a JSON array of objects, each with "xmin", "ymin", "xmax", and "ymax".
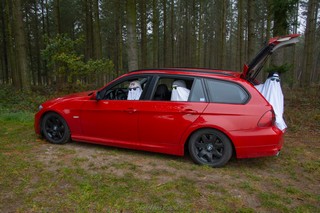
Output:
[{"xmin": 241, "ymin": 34, "xmax": 300, "ymax": 84}]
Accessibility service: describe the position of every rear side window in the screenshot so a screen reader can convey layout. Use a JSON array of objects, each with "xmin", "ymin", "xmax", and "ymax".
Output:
[
  {"xmin": 189, "ymin": 78, "xmax": 206, "ymax": 102},
  {"xmin": 205, "ymin": 79, "xmax": 249, "ymax": 104}
]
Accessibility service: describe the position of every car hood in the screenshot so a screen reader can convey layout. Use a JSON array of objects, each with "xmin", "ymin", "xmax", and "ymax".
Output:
[{"xmin": 42, "ymin": 91, "xmax": 95, "ymax": 107}]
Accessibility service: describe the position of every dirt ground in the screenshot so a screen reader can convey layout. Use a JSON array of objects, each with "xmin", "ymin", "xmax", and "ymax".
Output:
[{"xmin": 31, "ymin": 131, "xmax": 319, "ymax": 212}]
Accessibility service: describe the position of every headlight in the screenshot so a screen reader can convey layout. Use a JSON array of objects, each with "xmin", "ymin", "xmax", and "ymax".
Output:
[{"xmin": 38, "ymin": 105, "xmax": 43, "ymax": 111}]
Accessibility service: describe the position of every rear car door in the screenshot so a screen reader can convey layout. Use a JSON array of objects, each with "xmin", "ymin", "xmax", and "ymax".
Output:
[{"xmin": 137, "ymin": 76, "xmax": 209, "ymax": 155}]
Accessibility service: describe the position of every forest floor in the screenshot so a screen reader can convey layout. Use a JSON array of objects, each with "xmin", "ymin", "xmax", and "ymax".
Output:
[{"xmin": 0, "ymin": 86, "xmax": 319, "ymax": 212}]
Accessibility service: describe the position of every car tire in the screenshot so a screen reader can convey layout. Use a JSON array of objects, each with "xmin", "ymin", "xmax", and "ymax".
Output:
[
  {"xmin": 188, "ymin": 129, "xmax": 232, "ymax": 167},
  {"xmin": 41, "ymin": 112, "xmax": 70, "ymax": 144}
]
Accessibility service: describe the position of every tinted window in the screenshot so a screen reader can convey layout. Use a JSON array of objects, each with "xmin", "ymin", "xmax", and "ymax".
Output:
[
  {"xmin": 205, "ymin": 79, "xmax": 249, "ymax": 104},
  {"xmin": 152, "ymin": 77, "xmax": 193, "ymax": 102},
  {"xmin": 101, "ymin": 76, "xmax": 150, "ymax": 100},
  {"xmin": 189, "ymin": 79, "xmax": 206, "ymax": 102}
]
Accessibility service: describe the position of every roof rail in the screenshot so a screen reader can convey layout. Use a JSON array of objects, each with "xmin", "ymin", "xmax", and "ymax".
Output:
[{"xmin": 129, "ymin": 68, "xmax": 236, "ymax": 77}]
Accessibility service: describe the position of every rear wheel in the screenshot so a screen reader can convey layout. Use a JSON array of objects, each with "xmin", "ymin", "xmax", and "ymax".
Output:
[
  {"xmin": 41, "ymin": 112, "xmax": 70, "ymax": 144},
  {"xmin": 188, "ymin": 129, "xmax": 232, "ymax": 167}
]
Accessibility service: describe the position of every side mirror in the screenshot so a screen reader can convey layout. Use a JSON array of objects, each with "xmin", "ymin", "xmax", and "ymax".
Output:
[
  {"xmin": 90, "ymin": 92, "xmax": 96, "ymax": 100},
  {"xmin": 90, "ymin": 91, "xmax": 101, "ymax": 101},
  {"xmin": 96, "ymin": 91, "xmax": 102, "ymax": 100}
]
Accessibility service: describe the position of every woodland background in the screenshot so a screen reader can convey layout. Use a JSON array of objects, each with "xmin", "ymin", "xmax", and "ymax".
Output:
[{"xmin": 0, "ymin": 0, "xmax": 319, "ymax": 91}]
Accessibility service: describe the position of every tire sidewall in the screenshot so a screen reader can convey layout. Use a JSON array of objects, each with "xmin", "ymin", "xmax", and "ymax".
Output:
[
  {"xmin": 41, "ymin": 112, "xmax": 70, "ymax": 144},
  {"xmin": 188, "ymin": 129, "xmax": 232, "ymax": 167}
]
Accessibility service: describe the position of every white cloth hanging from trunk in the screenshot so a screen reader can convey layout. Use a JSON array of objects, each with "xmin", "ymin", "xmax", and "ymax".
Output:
[{"xmin": 255, "ymin": 73, "xmax": 287, "ymax": 132}]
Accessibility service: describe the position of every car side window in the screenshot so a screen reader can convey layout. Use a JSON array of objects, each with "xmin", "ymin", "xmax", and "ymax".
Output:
[
  {"xmin": 102, "ymin": 77, "xmax": 149, "ymax": 100},
  {"xmin": 205, "ymin": 79, "xmax": 249, "ymax": 104},
  {"xmin": 152, "ymin": 78, "xmax": 193, "ymax": 101},
  {"xmin": 152, "ymin": 77, "xmax": 206, "ymax": 102},
  {"xmin": 189, "ymin": 79, "xmax": 207, "ymax": 102}
]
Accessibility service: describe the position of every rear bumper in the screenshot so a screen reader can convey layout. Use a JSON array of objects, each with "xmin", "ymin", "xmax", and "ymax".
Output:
[{"xmin": 231, "ymin": 127, "xmax": 284, "ymax": 159}]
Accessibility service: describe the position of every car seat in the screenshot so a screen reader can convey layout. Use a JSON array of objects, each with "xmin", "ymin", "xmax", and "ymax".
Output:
[{"xmin": 154, "ymin": 84, "xmax": 170, "ymax": 100}]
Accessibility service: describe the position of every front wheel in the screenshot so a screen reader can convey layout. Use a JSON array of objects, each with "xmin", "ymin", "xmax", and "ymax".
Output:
[
  {"xmin": 188, "ymin": 129, "xmax": 232, "ymax": 167},
  {"xmin": 41, "ymin": 112, "xmax": 70, "ymax": 144}
]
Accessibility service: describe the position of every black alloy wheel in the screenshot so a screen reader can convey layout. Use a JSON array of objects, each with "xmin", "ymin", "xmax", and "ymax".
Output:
[
  {"xmin": 41, "ymin": 112, "xmax": 70, "ymax": 144},
  {"xmin": 188, "ymin": 129, "xmax": 232, "ymax": 167}
]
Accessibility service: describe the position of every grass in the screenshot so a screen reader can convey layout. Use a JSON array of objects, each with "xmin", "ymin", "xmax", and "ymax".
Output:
[{"xmin": 0, "ymin": 86, "xmax": 319, "ymax": 212}]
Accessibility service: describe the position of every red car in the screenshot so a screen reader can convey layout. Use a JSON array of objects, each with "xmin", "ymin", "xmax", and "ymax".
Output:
[{"xmin": 35, "ymin": 34, "xmax": 299, "ymax": 167}]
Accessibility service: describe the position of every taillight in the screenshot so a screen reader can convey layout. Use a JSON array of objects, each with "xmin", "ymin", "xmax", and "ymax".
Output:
[{"xmin": 258, "ymin": 110, "xmax": 275, "ymax": 127}]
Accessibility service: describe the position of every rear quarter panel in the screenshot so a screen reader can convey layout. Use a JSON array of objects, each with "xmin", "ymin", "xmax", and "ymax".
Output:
[{"xmin": 179, "ymin": 79, "xmax": 282, "ymax": 158}]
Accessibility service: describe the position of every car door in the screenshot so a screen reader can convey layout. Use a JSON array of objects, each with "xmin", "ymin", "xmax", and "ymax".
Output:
[
  {"xmin": 79, "ymin": 75, "xmax": 151, "ymax": 146},
  {"xmin": 80, "ymin": 100, "xmax": 139, "ymax": 145},
  {"xmin": 137, "ymin": 77, "xmax": 209, "ymax": 155}
]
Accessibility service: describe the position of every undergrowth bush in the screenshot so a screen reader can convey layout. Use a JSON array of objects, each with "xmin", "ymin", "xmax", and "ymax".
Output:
[
  {"xmin": 0, "ymin": 84, "xmax": 97, "ymax": 113},
  {"xmin": 0, "ymin": 86, "xmax": 52, "ymax": 112},
  {"xmin": 284, "ymin": 86, "xmax": 320, "ymax": 134}
]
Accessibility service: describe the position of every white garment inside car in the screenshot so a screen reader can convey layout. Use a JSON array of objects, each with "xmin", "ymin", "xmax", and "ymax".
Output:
[
  {"xmin": 171, "ymin": 80, "xmax": 190, "ymax": 101},
  {"xmin": 127, "ymin": 81, "xmax": 142, "ymax": 100},
  {"xmin": 255, "ymin": 73, "xmax": 287, "ymax": 131}
]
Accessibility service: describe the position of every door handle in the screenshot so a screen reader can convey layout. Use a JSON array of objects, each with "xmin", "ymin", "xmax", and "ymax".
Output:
[
  {"xmin": 180, "ymin": 109, "xmax": 198, "ymax": 114},
  {"xmin": 124, "ymin": 108, "xmax": 137, "ymax": 113}
]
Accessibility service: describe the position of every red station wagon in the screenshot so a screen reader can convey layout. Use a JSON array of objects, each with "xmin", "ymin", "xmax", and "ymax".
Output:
[{"xmin": 35, "ymin": 34, "xmax": 300, "ymax": 167}]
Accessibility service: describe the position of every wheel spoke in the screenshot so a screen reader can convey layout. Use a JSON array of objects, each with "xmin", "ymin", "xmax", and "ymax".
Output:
[
  {"xmin": 212, "ymin": 149, "xmax": 223, "ymax": 158},
  {"xmin": 47, "ymin": 118, "xmax": 54, "ymax": 127},
  {"xmin": 209, "ymin": 135, "xmax": 217, "ymax": 143},
  {"xmin": 214, "ymin": 141, "xmax": 224, "ymax": 149},
  {"xmin": 57, "ymin": 131, "xmax": 63, "ymax": 139},
  {"xmin": 195, "ymin": 141, "xmax": 206, "ymax": 149},
  {"xmin": 201, "ymin": 135, "xmax": 210, "ymax": 143},
  {"xmin": 198, "ymin": 149, "xmax": 207, "ymax": 158},
  {"xmin": 204, "ymin": 152, "xmax": 213, "ymax": 162}
]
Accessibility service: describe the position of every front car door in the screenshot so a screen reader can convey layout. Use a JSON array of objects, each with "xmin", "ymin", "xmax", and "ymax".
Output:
[{"xmin": 78, "ymin": 75, "xmax": 151, "ymax": 147}]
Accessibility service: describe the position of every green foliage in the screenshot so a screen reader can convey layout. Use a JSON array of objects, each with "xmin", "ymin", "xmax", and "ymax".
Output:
[
  {"xmin": 271, "ymin": 0, "xmax": 299, "ymax": 35},
  {"xmin": 41, "ymin": 34, "xmax": 114, "ymax": 83},
  {"xmin": 0, "ymin": 86, "xmax": 48, "ymax": 112},
  {"xmin": 265, "ymin": 63, "xmax": 293, "ymax": 74}
]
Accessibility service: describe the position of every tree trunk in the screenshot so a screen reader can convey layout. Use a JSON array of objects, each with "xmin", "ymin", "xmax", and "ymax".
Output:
[
  {"xmin": 140, "ymin": 0, "xmax": 147, "ymax": 68},
  {"xmin": 33, "ymin": 0, "xmax": 42, "ymax": 85},
  {"xmin": 126, "ymin": 0, "xmax": 138, "ymax": 71},
  {"xmin": 84, "ymin": 0, "xmax": 94, "ymax": 60},
  {"xmin": 93, "ymin": 0, "xmax": 102, "ymax": 60},
  {"xmin": 247, "ymin": 0, "xmax": 255, "ymax": 62},
  {"xmin": 170, "ymin": 0, "xmax": 175, "ymax": 67},
  {"xmin": 12, "ymin": 0, "xmax": 30, "ymax": 90},
  {"xmin": 152, "ymin": 0, "xmax": 159, "ymax": 67},
  {"xmin": 0, "ymin": 0, "xmax": 9, "ymax": 84},
  {"xmin": 41, "ymin": 0, "xmax": 48, "ymax": 84},
  {"xmin": 45, "ymin": 0, "xmax": 50, "ymax": 37},
  {"xmin": 216, "ymin": 0, "xmax": 227, "ymax": 68},
  {"xmin": 163, "ymin": 0, "xmax": 167, "ymax": 67},
  {"xmin": 114, "ymin": 0, "xmax": 123, "ymax": 74},
  {"xmin": 301, "ymin": 0, "xmax": 317, "ymax": 87},
  {"xmin": 237, "ymin": 0, "xmax": 244, "ymax": 71},
  {"xmin": 4, "ymin": 0, "xmax": 17, "ymax": 86},
  {"xmin": 198, "ymin": 0, "xmax": 204, "ymax": 67},
  {"xmin": 54, "ymin": 0, "xmax": 61, "ymax": 34}
]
